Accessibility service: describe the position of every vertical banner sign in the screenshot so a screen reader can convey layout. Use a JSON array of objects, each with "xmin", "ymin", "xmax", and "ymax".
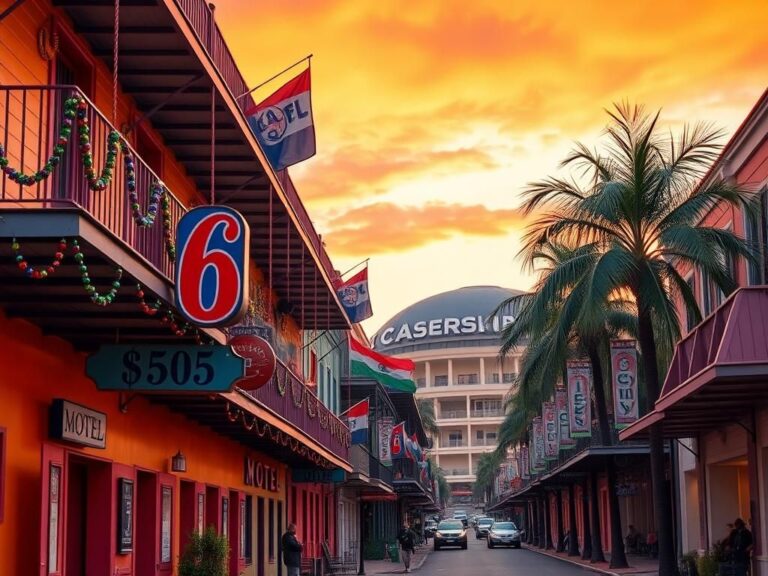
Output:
[
  {"xmin": 556, "ymin": 388, "xmax": 576, "ymax": 449},
  {"xmin": 378, "ymin": 417, "xmax": 393, "ymax": 467},
  {"xmin": 533, "ymin": 417, "xmax": 546, "ymax": 470},
  {"xmin": 611, "ymin": 340, "xmax": 639, "ymax": 429},
  {"xmin": 176, "ymin": 206, "xmax": 250, "ymax": 327},
  {"xmin": 543, "ymin": 401, "xmax": 558, "ymax": 460},
  {"xmin": 567, "ymin": 360, "xmax": 592, "ymax": 438},
  {"xmin": 521, "ymin": 446, "xmax": 530, "ymax": 480}
]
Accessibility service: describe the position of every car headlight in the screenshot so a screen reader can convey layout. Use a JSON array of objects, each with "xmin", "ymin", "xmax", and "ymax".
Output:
[
  {"xmin": 434, "ymin": 532, "xmax": 442, "ymax": 538},
  {"xmin": 489, "ymin": 531, "xmax": 496, "ymax": 537}
]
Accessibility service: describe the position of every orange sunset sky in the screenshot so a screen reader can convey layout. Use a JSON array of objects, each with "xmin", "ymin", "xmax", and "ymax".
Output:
[{"xmin": 214, "ymin": 1, "xmax": 768, "ymax": 335}]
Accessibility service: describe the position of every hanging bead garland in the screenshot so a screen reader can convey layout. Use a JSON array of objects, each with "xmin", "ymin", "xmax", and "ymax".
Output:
[
  {"xmin": 73, "ymin": 97, "xmax": 120, "ymax": 192},
  {"xmin": 0, "ymin": 98, "xmax": 77, "ymax": 186},
  {"xmin": 72, "ymin": 240, "xmax": 122, "ymax": 306},
  {"xmin": 121, "ymin": 142, "xmax": 165, "ymax": 227},
  {"xmin": 135, "ymin": 284, "xmax": 205, "ymax": 343},
  {"xmin": 161, "ymin": 192, "xmax": 176, "ymax": 262},
  {"xmin": 11, "ymin": 238, "xmax": 66, "ymax": 279},
  {"xmin": 135, "ymin": 284, "xmax": 161, "ymax": 316}
]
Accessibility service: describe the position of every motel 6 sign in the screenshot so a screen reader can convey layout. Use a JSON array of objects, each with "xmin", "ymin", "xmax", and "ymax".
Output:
[{"xmin": 175, "ymin": 206, "xmax": 250, "ymax": 328}]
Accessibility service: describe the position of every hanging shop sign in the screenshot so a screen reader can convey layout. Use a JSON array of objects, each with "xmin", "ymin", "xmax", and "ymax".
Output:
[
  {"xmin": 555, "ymin": 387, "xmax": 576, "ymax": 449},
  {"xmin": 243, "ymin": 456, "xmax": 280, "ymax": 492},
  {"xmin": 86, "ymin": 345, "xmax": 246, "ymax": 392},
  {"xmin": 176, "ymin": 206, "xmax": 250, "ymax": 328},
  {"xmin": 49, "ymin": 399, "xmax": 107, "ymax": 449},
  {"xmin": 292, "ymin": 468, "xmax": 346, "ymax": 484},
  {"xmin": 229, "ymin": 334, "xmax": 276, "ymax": 391},
  {"xmin": 542, "ymin": 401, "xmax": 558, "ymax": 460},
  {"xmin": 520, "ymin": 446, "xmax": 530, "ymax": 480},
  {"xmin": 378, "ymin": 416, "xmax": 394, "ymax": 467},
  {"xmin": 611, "ymin": 339, "xmax": 639, "ymax": 429},
  {"xmin": 566, "ymin": 360, "xmax": 592, "ymax": 438},
  {"xmin": 532, "ymin": 417, "xmax": 546, "ymax": 471}
]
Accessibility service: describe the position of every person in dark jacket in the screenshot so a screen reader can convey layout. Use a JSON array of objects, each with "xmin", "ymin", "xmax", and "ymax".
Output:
[
  {"xmin": 397, "ymin": 521, "xmax": 417, "ymax": 573},
  {"xmin": 282, "ymin": 523, "xmax": 303, "ymax": 576},
  {"xmin": 726, "ymin": 518, "xmax": 753, "ymax": 566}
]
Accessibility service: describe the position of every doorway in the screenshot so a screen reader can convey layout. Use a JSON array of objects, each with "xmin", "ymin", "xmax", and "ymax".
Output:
[
  {"xmin": 64, "ymin": 456, "xmax": 110, "ymax": 576},
  {"xmin": 135, "ymin": 470, "xmax": 158, "ymax": 576}
]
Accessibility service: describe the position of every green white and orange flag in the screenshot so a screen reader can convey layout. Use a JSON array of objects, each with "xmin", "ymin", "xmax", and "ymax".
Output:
[{"xmin": 349, "ymin": 337, "xmax": 416, "ymax": 393}]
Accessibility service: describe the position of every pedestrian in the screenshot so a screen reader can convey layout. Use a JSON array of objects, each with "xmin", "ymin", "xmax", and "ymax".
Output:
[
  {"xmin": 397, "ymin": 520, "xmax": 417, "ymax": 573},
  {"xmin": 726, "ymin": 518, "xmax": 753, "ymax": 567},
  {"xmin": 282, "ymin": 523, "xmax": 303, "ymax": 576}
]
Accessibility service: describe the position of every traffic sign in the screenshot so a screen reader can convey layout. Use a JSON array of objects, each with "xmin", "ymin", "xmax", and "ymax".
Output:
[{"xmin": 86, "ymin": 345, "xmax": 246, "ymax": 392}]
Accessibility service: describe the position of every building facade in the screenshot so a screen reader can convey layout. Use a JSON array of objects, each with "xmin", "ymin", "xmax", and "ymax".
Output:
[
  {"xmin": 621, "ymin": 89, "xmax": 768, "ymax": 574},
  {"xmin": 373, "ymin": 286, "xmax": 522, "ymax": 504},
  {"xmin": 0, "ymin": 1, "xmax": 353, "ymax": 574}
]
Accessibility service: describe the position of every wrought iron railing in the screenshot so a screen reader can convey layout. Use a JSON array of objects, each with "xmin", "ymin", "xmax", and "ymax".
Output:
[
  {"xmin": 239, "ymin": 359, "xmax": 350, "ymax": 462},
  {"xmin": 392, "ymin": 459, "xmax": 432, "ymax": 490},
  {"xmin": 0, "ymin": 85, "xmax": 185, "ymax": 281}
]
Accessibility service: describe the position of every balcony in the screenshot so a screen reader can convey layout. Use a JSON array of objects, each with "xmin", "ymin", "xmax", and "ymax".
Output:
[
  {"xmin": 440, "ymin": 440, "xmax": 467, "ymax": 449},
  {"xmin": 240, "ymin": 359, "xmax": 350, "ymax": 463},
  {"xmin": 445, "ymin": 468, "xmax": 471, "ymax": 476},
  {"xmin": 471, "ymin": 438, "xmax": 498, "ymax": 447},
  {"xmin": 470, "ymin": 409, "xmax": 504, "ymax": 418},
  {"xmin": 438, "ymin": 409, "xmax": 468, "ymax": 420}
]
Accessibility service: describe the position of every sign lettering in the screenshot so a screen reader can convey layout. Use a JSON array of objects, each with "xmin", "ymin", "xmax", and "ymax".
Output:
[
  {"xmin": 567, "ymin": 360, "xmax": 592, "ymax": 438},
  {"xmin": 377, "ymin": 314, "xmax": 516, "ymax": 346},
  {"xmin": 611, "ymin": 340, "xmax": 639, "ymax": 429},
  {"xmin": 244, "ymin": 456, "xmax": 279, "ymax": 492},
  {"xmin": 49, "ymin": 399, "xmax": 107, "ymax": 449},
  {"xmin": 543, "ymin": 401, "xmax": 558, "ymax": 459}
]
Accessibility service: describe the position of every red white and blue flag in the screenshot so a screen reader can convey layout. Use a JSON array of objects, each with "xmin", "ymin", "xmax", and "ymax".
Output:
[
  {"xmin": 246, "ymin": 68, "xmax": 316, "ymax": 171},
  {"xmin": 390, "ymin": 421, "xmax": 407, "ymax": 460},
  {"xmin": 335, "ymin": 267, "xmax": 373, "ymax": 324},
  {"xmin": 344, "ymin": 398, "xmax": 369, "ymax": 445}
]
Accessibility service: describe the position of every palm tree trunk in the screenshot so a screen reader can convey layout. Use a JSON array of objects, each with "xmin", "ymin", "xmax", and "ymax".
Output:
[
  {"xmin": 637, "ymin": 309, "xmax": 677, "ymax": 576},
  {"xmin": 568, "ymin": 483, "xmax": 580, "ymax": 556},
  {"xmin": 590, "ymin": 471, "xmax": 606, "ymax": 562},
  {"xmin": 587, "ymin": 344, "xmax": 629, "ymax": 569}
]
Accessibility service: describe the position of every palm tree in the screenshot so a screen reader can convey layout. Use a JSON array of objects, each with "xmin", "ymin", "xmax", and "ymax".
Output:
[
  {"xmin": 473, "ymin": 451, "xmax": 503, "ymax": 502},
  {"xmin": 496, "ymin": 239, "xmax": 636, "ymax": 566},
  {"xmin": 430, "ymin": 458, "xmax": 451, "ymax": 508},
  {"xmin": 520, "ymin": 104, "xmax": 755, "ymax": 576},
  {"xmin": 417, "ymin": 398, "xmax": 439, "ymax": 439}
]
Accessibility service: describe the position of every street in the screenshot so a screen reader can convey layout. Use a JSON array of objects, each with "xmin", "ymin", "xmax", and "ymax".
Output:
[{"xmin": 418, "ymin": 537, "xmax": 594, "ymax": 576}]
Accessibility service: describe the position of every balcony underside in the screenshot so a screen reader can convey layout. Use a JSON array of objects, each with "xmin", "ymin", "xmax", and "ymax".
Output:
[
  {"xmin": 0, "ymin": 208, "xmax": 224, "ymax": 349},
  {"xmin": 53, "ymin": 0, "xmax": 348, "ymax": 330}
]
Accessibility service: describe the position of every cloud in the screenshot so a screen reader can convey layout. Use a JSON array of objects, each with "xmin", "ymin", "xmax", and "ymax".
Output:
[{"xmin": 323, "ymin": 202, "xmax": 527, "ymax": 256}]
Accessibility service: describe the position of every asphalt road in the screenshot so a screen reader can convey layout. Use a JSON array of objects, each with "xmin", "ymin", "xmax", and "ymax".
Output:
[{"xmin": 420, "ymin": 534, "xmax": 595, "ymax": 576}]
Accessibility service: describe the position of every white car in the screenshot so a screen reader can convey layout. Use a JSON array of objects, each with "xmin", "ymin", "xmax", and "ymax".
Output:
[{"xmin": 487, "ymin": 521, "xmax": 522, "ymax": 549}]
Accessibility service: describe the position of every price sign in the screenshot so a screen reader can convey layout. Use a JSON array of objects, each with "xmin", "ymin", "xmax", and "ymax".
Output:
[{"xmin": 86, "ymin": 345, "xmax": 246, "ymax": 392}]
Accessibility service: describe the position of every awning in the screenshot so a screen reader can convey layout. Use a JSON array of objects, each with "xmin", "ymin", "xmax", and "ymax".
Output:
[{"xmin": 620, "ymin": 287, "xmax": 768, "ymax": 441}]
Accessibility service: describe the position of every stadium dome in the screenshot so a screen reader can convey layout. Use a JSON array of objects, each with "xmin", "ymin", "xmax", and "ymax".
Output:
[{"xmin": 373, "ymin": 285, "xmax": 524, "ymax": 355}]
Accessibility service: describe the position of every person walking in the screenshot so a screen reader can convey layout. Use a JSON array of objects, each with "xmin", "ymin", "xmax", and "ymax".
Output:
[
  {"xmin": 282, "ymin": 523, "xmax": 303, "ymax": 576},
  {"xmin": 397, "ymin": 521, "xmax": 417, "ymax": 573}
]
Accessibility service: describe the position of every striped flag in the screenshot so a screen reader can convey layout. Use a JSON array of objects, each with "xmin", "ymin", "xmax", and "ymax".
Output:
[
  {"xmin": 350, "ymin": 338, "xmax": 415, "ymax": 393},
  {"xmin": 344, "ymin": 398, "xmax": 369, "ymax": 445}
]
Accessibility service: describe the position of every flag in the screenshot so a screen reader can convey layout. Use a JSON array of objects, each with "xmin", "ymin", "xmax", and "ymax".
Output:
[
  {"xmin": 350, "ymin": 337, "xmax": 416, "ymax": 393},
  {"xmin": 407, "ymin": 433, "xmax": 422, "ymax": 461},
  {"xmin": 344, "ymin": 398, "xmax": 369, "ymax": 445},
  {"xmin": 335, "ymin": 267, "xmax": 373, "ymax": 324},
  {"xmin": 543, "ymin": 401, "xmax": 558, "ymax": 460},
  {"xmin": 390, "ymin": 421, "xmax": 407, "ymax": 460},
  {"xmin": 245, "ymin": 68, "xmax": 315, "ymax": 171}
]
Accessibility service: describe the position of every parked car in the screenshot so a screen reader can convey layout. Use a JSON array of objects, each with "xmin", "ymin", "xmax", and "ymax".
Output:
[
  {"xmin": 424, "ymin": 520, "xmax": 438, "ymax": 538},
  {"xmin": 487, "ymin": 521, "xmax": 522, "ymax": 548},
  {"xmin": 434, "ymin": 519, "xmax": 468, "ymax": 550},
  {"xmin": 475, "ymin": 517, "xmax": 494, "ymax": 539}
]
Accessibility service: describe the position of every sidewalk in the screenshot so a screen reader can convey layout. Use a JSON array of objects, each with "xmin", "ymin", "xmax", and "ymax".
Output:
[
  {"xmin": 523, "ymin": 545, "xmax": 659, "ymax": 576},
  {"xmin": 365, "ymin": 545, "xmax": 432, "ymax": 574}
]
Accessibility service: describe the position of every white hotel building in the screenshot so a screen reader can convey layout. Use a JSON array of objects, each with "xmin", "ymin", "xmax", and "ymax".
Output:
[{"xmin": 373, "ymin": 286, "xmax": 523, "ymax": 504}]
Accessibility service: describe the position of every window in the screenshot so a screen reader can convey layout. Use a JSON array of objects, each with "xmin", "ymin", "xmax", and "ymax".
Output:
[
  {"xmin": 268, "ymin": 498, "xmax": 275, "ymax": 562},
  {"xmin": 490, "ymin": 372, "xmax": 500, "ymax": 384},
  {"xmin": 685, "ymin": 274, "xmax": 697, "ymax": 331},
  {"xmin": 222, "ymin": 497, "xmax": 229, "ymax": 538},
  {"xmin": 457, "ymin": 373, "xmax": 479, "ymax": 385},
  {"xmin": 448, "ymin": 432, "xmax": 463, "ymax": 447},
  {"xmin": 245, "ymin": 496, "xmax": 253, "ymax": 563},
  {"xmin": 701, "ymin": 268, "xmax": 713, "ymax": 316},
  {"xmin": 476, "ymin": 430, "xmax": 484, "ymax": 441},
  {"xmin": 239, "ymin": 497, "xmax": 246, "ymax": 560},
  {"xmin": 486, "ymin": 432, "xmax": 497, "ymax": 442},
  {"xmin": 308, "ymin": 350, "xmax": 317, "ymax": 384},
  {"xmin": 434, "ymin": 375, "xmax": 448, "ymax": 387},
  {"xmin": 416, "ymin": 377, "xmax": 426, "ymax": 388},
  {"xmin": 745, "ymin": 207, "xmax": 762, "ymax": 285},
  {"xmin": 0, "ymin": 428, "xmax": 5, "ymax": 523},
  {"xmin": 502, "ymin": 372, "xmax": 516, "ymax": 383}
]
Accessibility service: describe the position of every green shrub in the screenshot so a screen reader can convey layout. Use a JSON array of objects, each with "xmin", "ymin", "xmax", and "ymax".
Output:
[
  {"xmin": 697, "ymin": 550, "xmax": 718, "ymax": 576},
  {"xmin": 178, "ymin": 527, "xmax": 230, "ymax": 576}
]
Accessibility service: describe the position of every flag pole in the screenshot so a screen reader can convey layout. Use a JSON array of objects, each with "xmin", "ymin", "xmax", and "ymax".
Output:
[
  {"xmin": 338, "ymin": 258, "xmax": 370, "ymax": 279},
  {"xmin": 236, "ymin": 54, "xmax": 313, "ymax": 101}
]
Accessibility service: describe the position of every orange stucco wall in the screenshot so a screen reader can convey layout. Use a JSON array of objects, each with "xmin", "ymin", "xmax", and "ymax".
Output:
[{"xmin": 0, "ymin": 308, "xmax": 287, "ymax": 575}]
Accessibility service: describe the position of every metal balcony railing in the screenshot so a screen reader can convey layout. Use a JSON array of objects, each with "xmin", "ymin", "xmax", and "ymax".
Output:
[
  {"xmin": 392, "ymin": 459, "xmax": 432, "ymax": 491},
  {"xmin": 470, "ymin": 409, "xmax": 504, "ymax": 418},
  {"xmin": 441, "ymin": 440, "xmax": 467, "ymax": 448},
  {"xmin": 439, "ymin": 410, "xmax": 467, "ymax": 419},
  {"xmin": 240, "ymin": 359, "xmax": 350, "ymax": 462},
  {"xmin": 0, "ymin": 86, "xmax": 185, "ymax": 281}
]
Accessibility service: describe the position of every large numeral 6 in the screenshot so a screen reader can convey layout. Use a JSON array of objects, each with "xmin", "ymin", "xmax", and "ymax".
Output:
[{"xmin": 175, "ymin": 206, "xmax": 250, "ymax": 327}]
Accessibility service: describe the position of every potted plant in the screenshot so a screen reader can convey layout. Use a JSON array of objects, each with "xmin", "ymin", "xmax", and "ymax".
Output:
[{"xmin": 179, "ymin": 527, "xmax": 230, "ymax": 576}]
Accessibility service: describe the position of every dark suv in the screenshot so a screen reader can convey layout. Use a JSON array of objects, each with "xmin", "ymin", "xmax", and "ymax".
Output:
[{"xmin": 475, "ymin": 517, "xmax": 494, "ymax": 539}]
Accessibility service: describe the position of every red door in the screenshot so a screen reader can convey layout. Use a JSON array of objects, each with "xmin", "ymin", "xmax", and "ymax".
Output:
[{"xmin": 40, "ymin": 444, "xmax": 65, "ymax": 576}]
